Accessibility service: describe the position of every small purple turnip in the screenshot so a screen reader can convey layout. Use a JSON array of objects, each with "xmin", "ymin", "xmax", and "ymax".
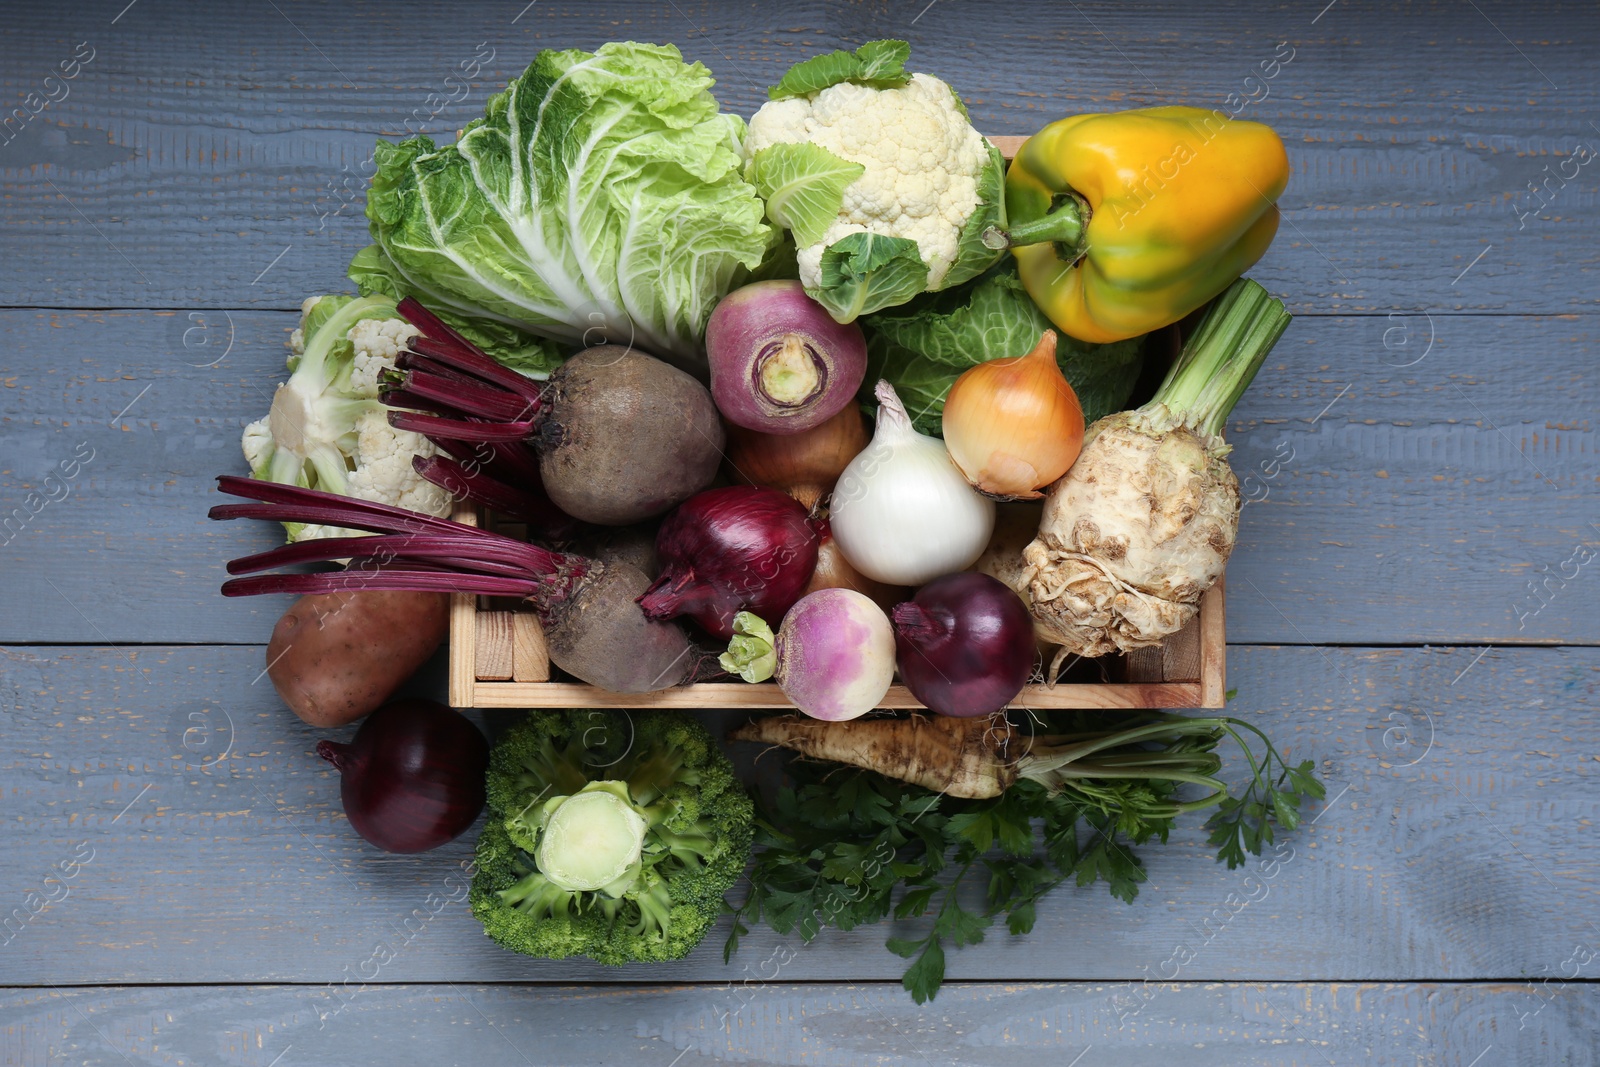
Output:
[
  {"xmin": 773, "ymin": 588, "xmax": 895, "ymax": 720},
  {"xmin": 705, "ymin": 281, "xmax": 867, "ymax": 435}
]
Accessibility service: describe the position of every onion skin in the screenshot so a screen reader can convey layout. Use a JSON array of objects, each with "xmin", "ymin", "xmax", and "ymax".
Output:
[
  {"xmin": 638, "ymin": 486, "xmax": 820, "ymax": 640},
  {"xmin": 774, "ymin": 588, "xmax": 895, "ymax": 721},
  {"xmin": 316, "ymin": 699, "xmax": 488, "ymax": 854},
  {"xmin": 707, "ymin": 281, "xmax": 868, "ymax": 435},
  {"xmin": 942, "ymin": 330, "xmax": 1086, "ymax": 499},
  {"xmin": 892, "ymin": 573, "xmax": 1035, "ymax": 717},
  {"xmin": 724, "ymin": 404, "xmax": 869, "ymax": 510},
  {"xmin": 831, "ymin": 381, "xmax": 995, "ymax": 586}
]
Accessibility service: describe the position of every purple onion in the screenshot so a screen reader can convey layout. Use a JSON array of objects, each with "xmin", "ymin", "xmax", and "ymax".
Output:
[
  {"xmin": 892, "ymin": 572, "xmax": 1034, "ymax": 717},
  {"xmin": 637, "ymin": 486, "xmax": 820, "ymax": 640},
  {"xmin": 316, "ymin": 699, "xmax": 488, "ymax": 854}
]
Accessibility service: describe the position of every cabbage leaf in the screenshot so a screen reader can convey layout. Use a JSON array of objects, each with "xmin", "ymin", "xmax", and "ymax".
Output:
[{"xmin": 353, "ymin": 41, "xmax": 777, "ymax": 374}]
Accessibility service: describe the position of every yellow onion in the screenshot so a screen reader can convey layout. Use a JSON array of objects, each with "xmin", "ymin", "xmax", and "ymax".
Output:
[
  {"xmin": 941, "ymin": 331, "xmax": 1085, "ymax": 499},
  {"xmin": 724, "ymin": 404, "xmax": 869, "ymax": 511}
]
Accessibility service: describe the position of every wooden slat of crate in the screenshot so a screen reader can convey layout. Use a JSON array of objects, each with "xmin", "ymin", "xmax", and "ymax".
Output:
[{"xmin": 451, "ymin": 487, "xmax": 1224, "ymax": 710}]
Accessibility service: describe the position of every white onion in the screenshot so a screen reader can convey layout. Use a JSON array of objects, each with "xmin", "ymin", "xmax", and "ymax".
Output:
[{"xmin": 830, "ymin": 381, "xmax": 995, "ymax": 586}]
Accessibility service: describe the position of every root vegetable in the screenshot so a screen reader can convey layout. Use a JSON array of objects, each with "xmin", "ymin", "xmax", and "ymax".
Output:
[
  {"xmin": 317, "ymin": 699, "xmax": 488, "ymax": 853},
  {"xmin": 267, "ymin": 588, "xmax": 449, "ymax": 727},
  {"xmin": 384, "ymin": 299, "xmax": 723, "ymax": 526},
  {"xmin": 210, "ymin": 477, "xmax": 699, "ymax": 694},
  {"xmin": 723, "ymin": 403, "xmax": 869, "ymax": 510},
  {"xmin": 731, "ymin": 707, "xmax": 1318, "ymax": 809},
  {"xmin": 706, "ymin": 280, "xmax": 868, "ymax": 434},
  {"xmin": 1023, "ymin": 279, "xmax": 1290, "ymax": 656},
  {"xmin": 720, "ymin": 590, "xmax": 894, "ymax": 720},
  {"xmin": 537, "ymin": 345, "xmax": 724, "ymax": 524},
  {"xmin": 892, "ymin": 573, "xmax": 1034, "ymax": 717},
  {"xmin": 803, "ymin": 518, "xmax": 905, "ymax": 616},
  {"xmin": 733, "ymin": 712, "xmax": 1014, "ymax": 798},
  {"xmin": 941, "ymin": 330, "xmax": 1085, "ymax": 498},
  {"xmin": 971, "ymin": 501, "xmax": 1043, "ymax": 600},
  {"xmin": 576, "ymin": 524, "xmax": 660, "ymax": 578},
  {"xmin": 830, "ymin": 381, "xmax": 994, "ymax": 585}
]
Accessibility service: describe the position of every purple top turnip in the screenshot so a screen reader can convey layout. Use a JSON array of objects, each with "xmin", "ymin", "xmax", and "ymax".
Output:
[
  {"xmin": 706, "ymin": 280, "xmax": 867, "ymax": 435},
  {"xmin": 720, "ymin": 588, "xmax": 894, "ymax": 721}
]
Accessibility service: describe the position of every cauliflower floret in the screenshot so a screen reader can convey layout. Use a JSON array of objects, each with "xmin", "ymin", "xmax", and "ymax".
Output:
[
  {"xmin": 346, "ymin": 316, "xmax": 421, "ymax": 398},
  {"xmin": 241, "ymin": 416, "xmax": 274, "ymax": 473},
  {"xmin": 287, "ymin": 295, "xmax": 322, "ymax": 357},
  {"xmin": 747, "ymin": 72, "xmax": 989, "ymax": 289},
  {"xmin": 242, "ymin": 294, "xmax": 453, "ymax": 544},
  {"xmin": 346, "ymin": 410, "xmax": 452, "ymax": 515}
]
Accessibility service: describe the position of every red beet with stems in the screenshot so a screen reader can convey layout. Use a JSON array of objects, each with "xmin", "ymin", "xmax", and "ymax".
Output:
[{"xmin": 209, "ymin": 477, "xmax": 698, "ymax": 694}]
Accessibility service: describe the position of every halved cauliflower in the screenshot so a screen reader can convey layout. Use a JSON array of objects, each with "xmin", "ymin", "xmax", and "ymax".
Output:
[
  {"xmin": 241, "ymin": 295, "xmax": 453, "ymax": 542},
  {"xmin": 743, "ymin": 40, "xmax": 1005, "ymax": 322}
]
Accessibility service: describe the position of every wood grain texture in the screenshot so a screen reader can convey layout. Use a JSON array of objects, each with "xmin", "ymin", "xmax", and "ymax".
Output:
[
  {"xmin": 3, "ymin": 980, "xmax": 1593, "ymax": 1067},
  {"xmin": 508, "ymin": 611, "xmax": 548, "ymax": 683},
  {"xmin": 2, "ymin": 2, "xmax": 1596, "ymax": 314},
  {"xmin": 472, "ymin": 612, "xmax": 514, "ymax": 681},
  {"xmin": 2, "ymin": 2, "xmax": 1596, "ymax": 1059},
  {"xmin": 3, "ymin": 642, "xmax": 1597, "ymax": 986},
  {"xmin": 4, "ymin": 311, "xmax": 1592, "ymax": 645}
]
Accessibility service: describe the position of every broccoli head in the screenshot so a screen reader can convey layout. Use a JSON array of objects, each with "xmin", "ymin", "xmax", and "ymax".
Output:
[{"xmin": 470, "ymin": 709, "xmax": 754, "ymax": 965}]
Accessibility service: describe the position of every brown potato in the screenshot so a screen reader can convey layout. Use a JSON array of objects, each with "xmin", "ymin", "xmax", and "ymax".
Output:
[{"xmin": 267, "ymin": 589, "xmax": 450, "ymax": 727}]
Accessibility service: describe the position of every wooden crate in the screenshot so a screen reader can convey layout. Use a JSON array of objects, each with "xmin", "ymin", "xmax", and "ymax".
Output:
[
  {"xmin": 447, "ymin": 130, "xmax": 1226, "ymax": 711},
  {"xmin": 448, "ymin": 503, "xmax": 1226, "ymax": 711}
]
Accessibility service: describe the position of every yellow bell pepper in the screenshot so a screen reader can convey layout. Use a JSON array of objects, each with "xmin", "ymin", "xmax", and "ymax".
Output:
[{"xmin": 991, "ymin": 107, "xmax": 1289, "ymax": 344}]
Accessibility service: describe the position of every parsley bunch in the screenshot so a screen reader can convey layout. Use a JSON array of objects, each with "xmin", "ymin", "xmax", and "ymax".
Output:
[{"xmin": 725, "ymin": 710, "xmax": 1321, "ymax": 1003}]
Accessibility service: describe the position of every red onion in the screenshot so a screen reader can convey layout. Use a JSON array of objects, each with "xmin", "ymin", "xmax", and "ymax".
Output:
[
  {"xmin": 892, "ymin": 572, "xmax": 1035, "ymax": 718},
  {"xmin": 706, "ymin": 280, "xmax": 867, "ymax": 434},
  {"xmin": 637, "ymin": 486, "xmax": 820, "ymax": 639},
  {"xmin": 316, "ymin": 699, "xmax": 488, "ymax": 853}
]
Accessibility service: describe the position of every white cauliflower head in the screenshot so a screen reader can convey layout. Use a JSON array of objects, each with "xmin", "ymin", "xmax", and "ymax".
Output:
[
  {"xmin": 748, "ymin": 73, "xmax": 989, "ymax": 290},
  {"xmin": 241, "ymin": 294, "xmax": 454, "ymax": 543}
]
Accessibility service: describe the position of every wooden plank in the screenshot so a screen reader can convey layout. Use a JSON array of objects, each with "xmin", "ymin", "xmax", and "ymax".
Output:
[
  {"xmin": 3, "ymin": 981, "xmax": 1594, "ymax": 1066},
  {"xmin": 446, "ymin": 507, "xmax": 478, "ymax": 707},
  {"xmin": 4, "ymin": 311, "xmax": 1591, "ymax": 645},
  {"xmin": 3, "ymin": 2, "xmax": 1597, "ymax": 315},
  {"xmin": 508, "ymin": 612, "xmax": 549, "ymax": 683},
  {"xmin": 3, "ymin": 642, "xmax": 1598, "ymax": 986},
  {"xmin": 471, "ymin": 612, "xmax": 513, "ymax": 681},
  {"xmin": 1199, "ymin": 577, "xmax": 1227, "ymax": 708}
]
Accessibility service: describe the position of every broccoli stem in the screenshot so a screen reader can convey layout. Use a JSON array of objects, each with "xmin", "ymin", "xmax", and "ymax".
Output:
[{"xmin": 1148, "ymin": 278, "xmax": 1292, "ymax": 437}]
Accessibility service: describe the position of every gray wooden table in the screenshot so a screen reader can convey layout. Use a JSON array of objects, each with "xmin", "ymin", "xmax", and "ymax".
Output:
[{"xmin": 3, "ymin": 1, "xmax": 1596, "ymax": 1063}]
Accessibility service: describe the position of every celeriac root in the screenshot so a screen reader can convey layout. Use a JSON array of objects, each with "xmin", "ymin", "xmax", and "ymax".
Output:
[{"xmin": 1022, "ymin": 406, "xmax": 1238, "ymax": 658}]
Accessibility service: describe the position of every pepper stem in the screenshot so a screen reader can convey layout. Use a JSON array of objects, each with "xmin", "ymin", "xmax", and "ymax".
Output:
[
  {"xmin": 982, "ymin": 194, "xmax": 1088, "ymax": 254},
  {"xmin": 1149, "ymin": 278, "xmax": 1292, "ymax": 437}
]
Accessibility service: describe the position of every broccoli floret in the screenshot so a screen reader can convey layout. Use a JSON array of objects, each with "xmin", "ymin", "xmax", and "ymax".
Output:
[{"xmin": 470, "ymin": 710, "xmax": 754, "ymax": 965}]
